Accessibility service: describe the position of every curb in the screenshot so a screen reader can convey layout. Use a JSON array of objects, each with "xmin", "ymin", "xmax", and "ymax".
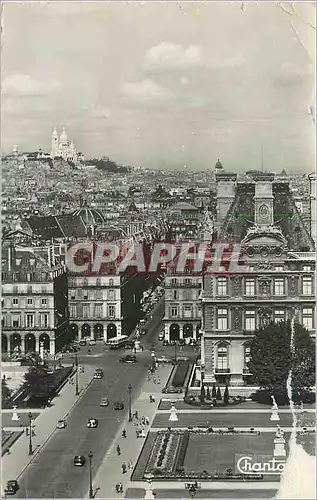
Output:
[{"xmin": 15, "ymin": 376, "xmax": 94, "ymax": 480}]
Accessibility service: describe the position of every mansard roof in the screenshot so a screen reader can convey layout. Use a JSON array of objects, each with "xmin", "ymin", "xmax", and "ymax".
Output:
[{"xmin": 219, "ymin": 182, "xmax": 315, "ymax": 252}]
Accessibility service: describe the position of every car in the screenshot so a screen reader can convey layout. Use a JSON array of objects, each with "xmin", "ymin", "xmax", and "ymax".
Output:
[
  {"xmin": 163, "ymin": 340, "xmax": 169, "ymax": 346},
  {"xmin": 178, "ymin": 339, "xmax": 185, "ymax": 346},
  {"xmin": 157, "ymin": 356, "xmax": 173, "ymax": 364},
  {"xmin": 119, "ymin": 355, "xmax": 137, "ymax": 363},
  {"xmin": 162, "ymin": 386, "xmax": 183, "ymax": 394},
  {"xmin": 89, "ymin": 339, "xmax": 96, "ymax": 346},
  {"xmin": 4, "ymin": 480, "xmax": 19, "ymax": 496},
  {"xmin": 114, "ymin": 401, "xmax": 124, "ymax": 410},
  {"xmin": 74, "ymin": 455, "xmax": 86, "ymax": 466},
  {"xmin": 124, "ymin": 341, "xmax": 135, "ymax": 350},
  {"xmin": 158, "ymin": 332, "xmax": 164, "ymax": 341},
  {"xmin": 100, "ymin": 397, "xmax": 109, "ymax": 407},
  {"xmin": 87, "ymin": 418, "xmax": 98, "ymax": 428},
  {"xmin": 94, "ymin": 368, "xmax": 104, "ymax": 379},
  {"xmin": 56, "ymin": 419, "xmax": 67, "ymax": 429},
  {"xmin": 79, "ymin": 339, "xmax": 87, "ymax": 346}
]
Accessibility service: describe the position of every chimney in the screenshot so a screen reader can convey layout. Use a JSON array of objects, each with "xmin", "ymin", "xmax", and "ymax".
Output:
[
  {"xmin": 215, "ymin": 172, "xmax": 237, "ymax": 232},
  {"xmin": 308, "ymin": 173, "xmax": 316, "ymax": 244}
]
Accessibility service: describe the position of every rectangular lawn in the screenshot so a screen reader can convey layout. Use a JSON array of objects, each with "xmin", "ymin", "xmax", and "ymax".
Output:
[{"xmin": 183, "ymin": 433, "xmax": 290, "ymax": 477}]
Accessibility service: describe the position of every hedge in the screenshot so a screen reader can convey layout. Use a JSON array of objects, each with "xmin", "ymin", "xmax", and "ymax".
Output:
[
  {"xmin": 174, "ymin": 431, "xmax": 190, "ymax": 470},
  {"xmin": 171, "ymin": 363, "xmax": 189, "ymax": 388}
]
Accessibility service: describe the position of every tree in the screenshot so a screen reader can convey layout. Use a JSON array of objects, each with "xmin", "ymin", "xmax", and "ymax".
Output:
[
  {"xmin": 248, "ymin": 320, "xmax": 315, "ymax": 401},
  {"xmin": 24, "ymin": 360, "xmax": 51, "ymax": 398},
  {"xmin": 223, "ymin": 384, "xmax": 230, "ymax": 404},
  {"xmin": 211, "ymin": 383, "xmax": 217, "ymax": 399},
  {"xmin": 206, "ymin": 385, "xmax": 211, "ymax": 400},
  {"xmin": 216, "ymin": 387, "xmax": 222, "ymax": 401},
  {"xmin": 2, "ymin": 378, "xmax": 11, "ymax": 401}
]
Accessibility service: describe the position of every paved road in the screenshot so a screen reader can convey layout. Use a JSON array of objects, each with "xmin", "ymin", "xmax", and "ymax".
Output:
[{"xmin": 15, "ymin": 301, "xmax": 165, "ymax": 498}]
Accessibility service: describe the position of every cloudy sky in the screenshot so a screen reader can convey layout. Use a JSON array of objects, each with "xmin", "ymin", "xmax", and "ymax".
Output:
[{"xmin": 1, "ymin": 1, "xmax": 315, "ymax": 172}]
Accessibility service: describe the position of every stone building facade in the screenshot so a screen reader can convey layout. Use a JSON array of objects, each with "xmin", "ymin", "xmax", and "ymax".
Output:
[
  {"xmin": 201, "ymin": 173, "xmax": 316, "ymax": 385},
  {"xmin": 1, "ymin": 246, "xmax": 69, "ymax": 356}
]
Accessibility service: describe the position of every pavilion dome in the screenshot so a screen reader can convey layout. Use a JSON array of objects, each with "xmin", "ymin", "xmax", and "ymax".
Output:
[
  {"xmin": 59, "ymin": 127, "xmax": 69, "ymax": 144},
  {"xmin": 73, "ymin": 207, "xmax": 105, "ymax": 226}
]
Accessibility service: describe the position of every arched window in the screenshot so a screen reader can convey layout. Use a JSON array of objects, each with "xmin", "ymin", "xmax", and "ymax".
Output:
[{"xmin": 216, "ymin": 342, "xmax": 228, "ymax": 370}]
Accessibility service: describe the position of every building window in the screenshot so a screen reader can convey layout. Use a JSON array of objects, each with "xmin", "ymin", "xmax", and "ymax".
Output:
[
  {"xmin": 70, "ymin": 305, "xmax": 77, "ymax": 318},
  {"xmin": 183, "ymin": 289, "xmax": 191, "ymax": 301},
  {"xmin": 96, "ymin": 278, "xmax": 101, "ymax": 287},
  {"xmin": 274, "ymin": 310, "xmax": 285, "ymax": 323},
  {"xmin": 83, "ymin": 305, "xmax": 90, "ymax": 318},
  {"xmin": 245, "ymin": 310, "xmax": 256, "ymax": 331},
  {"xmin": 183, "ymin": 305, "xmax": 192, "ymax": 318},
  {"xmin": 108, "ymin": 290, "xmax": 115, "ymax": 300},
  {"xmin": 275, "ymin": 266, "xmax": 283, "ymax": 271},
  {"xmin": 70, "ymin": 289, "xmax": 76, "ymax": 300},
  {"xmin": 108, "ymin": 305, "xmax": 115, "ymax": 318},
  {"xmin": 217, "ymin": 278, "xmax": 227, "ymax": 296},
  {"xmin": 171, "ymin": 278, "xmax": 178, "ymax": 285},
  {"xmin": 216, "ymin": 343, "xmax": 228, "ymax": 370},
  {"xmin": 303, "ymin": 266, "xmax": 311, "ymax": 271},
  {"xmin": 27, "ymin": 285, "xmax": 33, "ymax": 293},
  {"xmin": 27, "ymin": 299, "xmax": 33, "ymax": 305},
  {"xmin": 13, "ymin": 285, "xmax": 18, "ymax": 294},
  {"xmin": 173, "ymin": 290, "xmax": 178, "ymax": 300},
  {"xmin": 41, "ymin": 298, "xmax": 47, "ymax": 305},
  {"xmin": 41, "ymin": 286, "xmax": 47, "ymax": 293},
  {"xmin": 244, "ymin": 345, "xmax": 251, "ymax": 368},
  {"xmin": 95, "ymin": 304, "xmax": 103, "ymax": 318},
  {"xmin": 109, "ymin": 278, "xmax": 114, "ymax": 287},
  {"xmin": 12, "ymin": 317, "xmax": 20, "ymax": 328},
  {"xmin": 83, "ymin": 278, "xmax": 88, "ymax": 287},
  {"xmin": 96, "ymin": 289, "xmax": 103, "ymax": 300},
  {"xmin": 26, "ymin": 314, "xmax": 34, "ymax": 328},
  {"xmin": 184, "ymin": 278, "xmax": 191, "ymax": 285},
  {"xmin": 245, "ymin": 279, "xmax": 255, "ymax": 296},
  {"xmin": 302, "ymin": 276, "xmax": 312, "ymax": 296},
  {"xmin": 171, "ymin": 306, "xmax": 178, "ymax": 318},
  {"xmin": 41, "ymin": 314, "xmax": 49, "ymax": 327},
  {"xmin": 274, "ymin": 278, "xmax": 285, "ymax": 296},
  {"xmin": 302, "ymin": 308, "xmax": 314, "ymax": 330},
  {"xmin": 83, "ymin": 291, "xmax": 88, "ymax": 300},
  {"xmin": 12, "ymin": 298, "xmax": 19, "ymax": 306},
  {"xmin": 217, "ymin": 308, "xmax": 228, "ymax": 330}
]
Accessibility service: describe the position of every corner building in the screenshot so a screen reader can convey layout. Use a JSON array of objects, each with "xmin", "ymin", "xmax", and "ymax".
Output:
[{"xmin": 201, "ymin": 172, "xmax": 316, "ymax": 385}]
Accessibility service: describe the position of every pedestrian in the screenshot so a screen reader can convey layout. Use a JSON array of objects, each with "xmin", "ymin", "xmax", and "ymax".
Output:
[
  {"xmin": 136, "ymin": 429, "xmax": 140, "ymax": 438},
  {"xmin": 153, "ymin": 376, "xmax": 157, "ymax": 384},
  {"xmin": 134, "ymin": 410, "xmax": 138, "ymax": 420},
  {"xmin": 141, "ymin": 417, "xmax": 145, "ymax": 425},
  {"xmin": 88, "ymin": 348, "xmax": 91, "ymax": 355},
  {"xmin": 115, "ymin": 483, "xmax": 120, "ymax": 493},
  {"xmin": 157, "ymin": 377, "xmax": 161, "ymax": 384},
  {"xmin": 26, "ymin": 427, "xmax": 29, "ymax": 436},
  {"xmin": 122, "ymin": 462, "xmax": 127, "ymax": 474},
  {"xmin": 147, "ymin": 370, "xmax": 151, "ymax": 380},
  {"xmin": 116, "ymin": 445, "xmax": 121, "ymax": 455},
  {"xmin": 122, "ymin": 429, "xmax": 126, "ymax": 438},
  {"xmin": 145, "ymin": 417, "xmax": 150, "ymax": 425},
  {"xmin": 128, "ymin": 460, "xmax": 133, "ymax": 469},
  {"xmin": 119, "ymin": 483, "xmax": 124, "ymax": 493}
]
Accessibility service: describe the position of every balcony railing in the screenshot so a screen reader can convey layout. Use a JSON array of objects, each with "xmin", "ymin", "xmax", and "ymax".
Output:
[{"xmin": 215, "ymin": 368, "xmax": 231, "ymax": 374}]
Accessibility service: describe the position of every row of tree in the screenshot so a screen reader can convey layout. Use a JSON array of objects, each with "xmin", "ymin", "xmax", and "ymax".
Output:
[{"xmin": 202, "ymin": 383, "xmax": 230, "ymax": 404}]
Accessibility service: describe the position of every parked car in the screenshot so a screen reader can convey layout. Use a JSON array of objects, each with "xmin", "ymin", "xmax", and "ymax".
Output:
[
  {"xmin": 163, "ymin": 340, "xmax": 169, "ymax": 346},
  {"xmin": 89, "ymin": 339, "xmax": 96, "ymax": 346},
  {"xmin": 119, "ymin": 355, "xmax": 137, "ymax": 363},
  {"xmin": 178, "ymin": 339, "xmax": 185, "ymax": 346},
  {"xmin": 74, "ymin": 455, "xmax": 86, "ymax": 466},
  {"xmin": 94, "ymin": 368, "xmax": 104, "ymax": 379},
  {"xmin": 79, "ymin": 339, "xmax": 87, "ymax": 346},
  {"xmin": 124, "ymin": 341, "xmax": 135, "ymax": 350},
  {"xmin": 57, "ymin": 419, "xmax": 67, "ymax": 429},
  {"xmin": 4, "ymin": 481, "xmax": 19, "ymax": 496},
  {"xmin": 87, "ymin": 418, "xmax": 98, "ymax": 428},
  {"xmin": 156, "ymin": 356, "xmax": 173, "ymax": 364},
  {"xmin": 114, "ymin": 401, "xmax": 124, "ymax": 410},
  {"xmin": 100, "ymin": 397, "xmax": 109, "ymax": 407}
]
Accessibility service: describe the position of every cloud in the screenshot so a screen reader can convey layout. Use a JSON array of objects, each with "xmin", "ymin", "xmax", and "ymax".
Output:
[
  {"xmin": 121, "ymin": 79, "xmax": 171, "ymax": 101},
  {"xmin": 2, "ymin": 74, "xmax": 61, "ymax": 96},
  {"xmin": 144, "ymin": 42, "xmax": 205, "ymax": 71},
  {"xmin": 84, "ymin": 105, "xmax": 111, "ymax": 119}
]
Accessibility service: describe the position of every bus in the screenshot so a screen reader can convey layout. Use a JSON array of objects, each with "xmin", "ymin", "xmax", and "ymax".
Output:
[{"xmin": 107, "ymin": 335, "xmax": 128, "ymax": 349}]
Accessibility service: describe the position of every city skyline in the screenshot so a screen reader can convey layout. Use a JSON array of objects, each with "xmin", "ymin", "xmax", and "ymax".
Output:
[{"xmin": 2, "ymin": 1, "xmax": 315, "ymax": 171}]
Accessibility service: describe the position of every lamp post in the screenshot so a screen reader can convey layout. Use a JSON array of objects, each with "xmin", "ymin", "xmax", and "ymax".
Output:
[
  {"xmin": 28, "ymin": 412, "xmax": 33, "ymax": 455},
  {"xmin": 128, "ymin": 383, "xmax": 132, "ymax": 422},
  {"xmin": 200, "ymin": 365, "xmax": 205, "ymax": 404},
  {"xmin": 174, "ymin": 342, "xmax": 177, "ymax": 363},
  {"xmin": 88, "ymin": 450, "xmax": 93, "ymax": 498},
  {"xmin": 75, "ymin": 352, "xmax": 79, "ymax": 396}
]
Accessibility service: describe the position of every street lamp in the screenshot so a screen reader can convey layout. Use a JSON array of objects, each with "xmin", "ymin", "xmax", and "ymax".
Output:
[
  {"xmin": 75, "ymin": 352, "xmax": 79, "ymax": 396},
  {"xmin": 28, "ymin": 412, "xmax": 33, "ymax": 455},
  {"xmin": 88, "ymin": 450, "xmax": 93, "ymax": 498},
  {"xmin": 128, "ymin": 383, "xmax": 132, "ymax": 422},
  {"xmin": 174, "ymin": 342, "xmax": 177, "ymax": 363},
  {"xmin": 200, "ymin": 365, "xmax": 205, "ymax": 404}
]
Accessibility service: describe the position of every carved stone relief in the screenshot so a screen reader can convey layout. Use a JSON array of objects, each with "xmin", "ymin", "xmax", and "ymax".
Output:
[
  {"xmin": 232, "ymin": 277, "xmax": 241, "ymax": 296},
  {"xmin": 289, "ymin": 276, "xmax": 299, "ymax": 296},
  {"xmin": 232, "ymin": 307, "xmax": 241, "ymax": 331}
]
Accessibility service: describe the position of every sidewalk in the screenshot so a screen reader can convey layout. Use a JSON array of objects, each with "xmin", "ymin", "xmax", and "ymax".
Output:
[
  {"xmin": 92, "ymin": 365, "xmax": 173, "ymax": 499},
  {"xmin": 2, "ymin": 364, "xmax": 95, "ymax": 487}
]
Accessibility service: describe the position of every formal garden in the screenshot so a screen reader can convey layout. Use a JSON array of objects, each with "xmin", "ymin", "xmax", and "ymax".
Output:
[{"xmin": 132, "ymin": 429, "xmax": 289, "ymax": 482}]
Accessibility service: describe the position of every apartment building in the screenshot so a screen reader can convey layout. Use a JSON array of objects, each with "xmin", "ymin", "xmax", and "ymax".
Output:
[{"xmin": 1, "ymin": 245, "xmax": 69, "ymax": 356}]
